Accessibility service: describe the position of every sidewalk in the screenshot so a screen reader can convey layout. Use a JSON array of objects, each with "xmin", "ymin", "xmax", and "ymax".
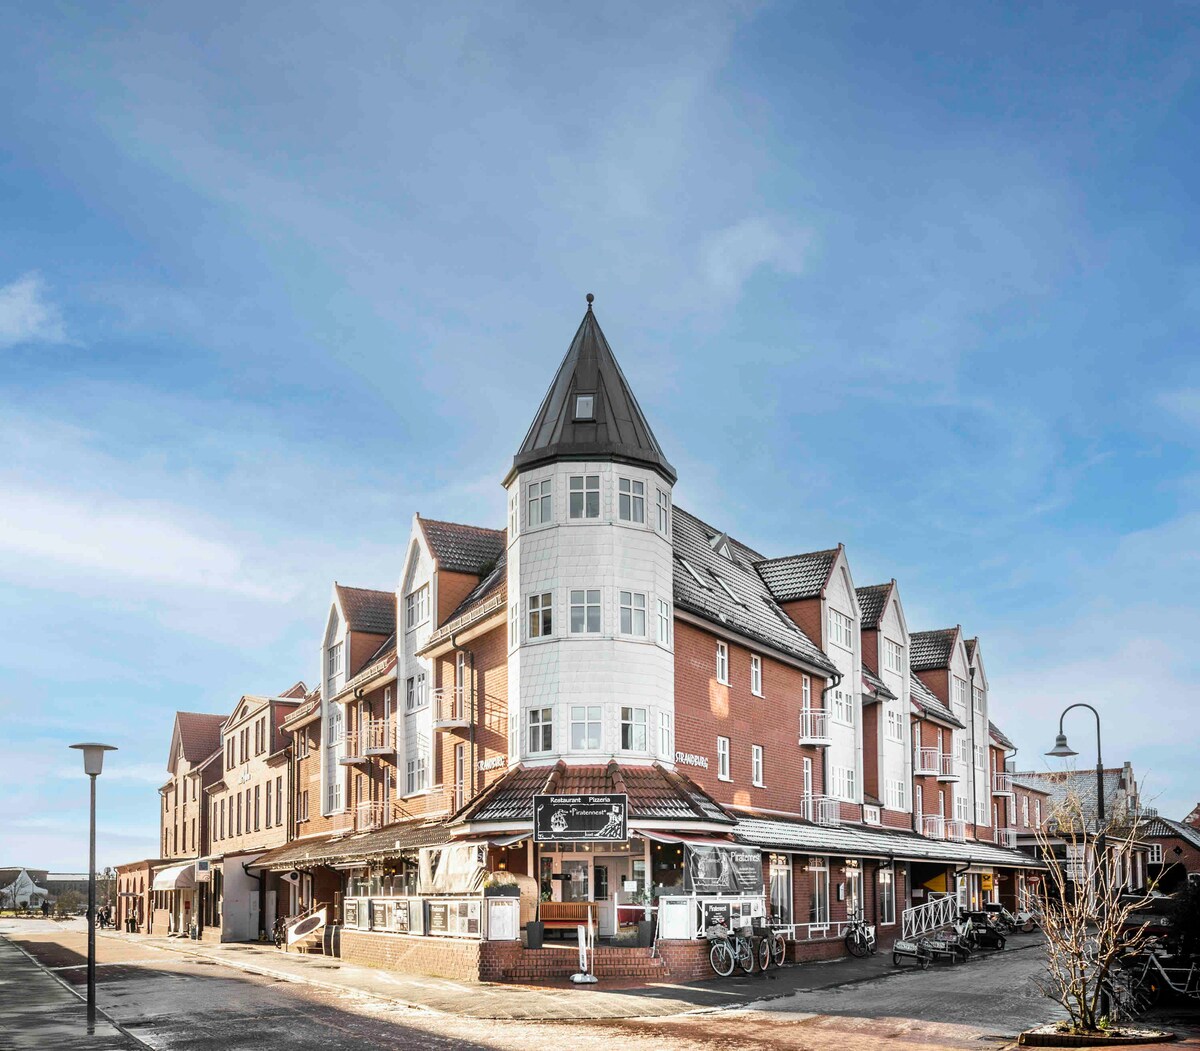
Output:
[
  {"xmin": 96, "ymin": 927, "xmax": 1045, "ymax": 1021},
  {"xmin": 0, "ymin": 935, "xmax": 144, "ymax": 1050}
]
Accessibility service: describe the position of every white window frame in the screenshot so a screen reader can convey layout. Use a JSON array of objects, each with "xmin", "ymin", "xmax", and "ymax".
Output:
[
  {"xmin": 751, "ymin": 744, "xmax": 764, "ymax": 787},
  {"xmin": 657, "ymin": 599, "xmax": 671, "ymax": 645},
  {"xmin": 570, "ymin": 705, "xmax": 602, "ymax": 751},
  {"xmin": 717, "ymin": 735, "xmax": 731, "ymax": 780},
  {"xmin": 952, "ymin": 676, "xmax": 968, "ymax": 712},
  {"xmin": 405, "ymin": 585, "xmax": 430, "ymax": 631},
  {"xmin": 715, "ymin": 642, "xmax": 729, "ymax": 685},
  {"xmin": 658, "ymin": 711, "xmax": 671, "ymax": 757},
  {"xmin": 405, "ymin": 756, "xmax": 428, "ymax": 795},
  {"xmin": 884, "ymin": 637, "xmax": 902, "ymax": 673},
  {"xmin": 809, "ymin": 858, "xmax": 830, "ymax": 925},
  {"xmin": 568, "ymin": 474, "xmax": 600, "ymax": 519},
  {"xmin": 528, "ymin": 592, "xmax": 553, "ymax": 638},
  {"xmin": 656, "ymin": 488, "xmax": 670, "ymax": 534},
  {"xmin": 509, "ymin": 602, "xmax": 519, "ymax": 648},
  {"xmin": 618, "ymin": 477, "xmax": 645, "ymax": 523},
  {"xmin": 327, "ymin": 641, "xmax": 343, "ymax": 681},
  {"xmin": 528, "ymin": 708, "xmax": 553, "ymax": 755},
  {"xmin": 1148, "ymin": 844, "xmax": 1163, "ymax": 865},
  {"xmin": 829, "ymin": 608, "xmax": 853, "ymax": 649},
  {"xmin": 619, "ymin": 591, "xmax": 646, "ymax": 636},
  {"xmin": 885, "ymin": 707, "xmax": 903, "ymax": 741},
  {"xmin": 832, "ymin": 685, "xmax": 852, "ymax": 724},
  {"xmin": 527, "ymin": 479, "xmax": 552, "ymax": 527},
  {"xmin": 569, "ymin": 589, "xmax": 601, "ymax": 633},
  {"xmin": 621, "ymin": 706, "xmax": 648, "ymax": 751},
  {"xmin": 802, "ymin": 675, "xmax": 811, "ymax": 710},
  {"xmin": 678, "ymin": 557, "xmax": 707, "ymax": 588},
  {"xmin": 879, "ymin": 867, "xmax": 896, "ymax": 925},
  {"xmin": 750, "ymin": 654, "xmax": 762, "ymax": 696},
  {"xmin": 574, "ymin": 393, "xmax": 594, "ymax": 419}
]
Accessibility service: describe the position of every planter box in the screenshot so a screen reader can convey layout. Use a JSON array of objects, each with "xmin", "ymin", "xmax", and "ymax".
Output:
[{"xmin": 1019, "ymin": 1028, "xmax": 1176, "ymax": 1047}]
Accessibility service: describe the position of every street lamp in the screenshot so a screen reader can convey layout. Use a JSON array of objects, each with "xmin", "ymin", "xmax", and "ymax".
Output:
[
  {"xmin": 1045, "ymin": 704, "xmax": 1106, "ymax": 900},
  {"xmin": 70, "ymin": 742, "xmax": 116, "ymax": 1033}
]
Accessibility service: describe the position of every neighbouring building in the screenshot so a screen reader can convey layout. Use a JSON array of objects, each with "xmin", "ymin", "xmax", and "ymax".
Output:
[{"xmin": 1139, "ymin": 811, "xmax": 1200, "ymax": 892}]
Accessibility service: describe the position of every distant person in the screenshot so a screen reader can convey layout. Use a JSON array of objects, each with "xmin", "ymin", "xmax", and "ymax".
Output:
[{"xmin": 41, "ymin": 900, "xmax": 49, "ymax": 918}]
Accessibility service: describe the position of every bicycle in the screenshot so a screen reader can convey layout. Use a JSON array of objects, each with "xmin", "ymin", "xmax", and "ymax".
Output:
[
  {"xmin": 705, "ymin": 923, "xmax": 754, "ymax": 977},
  {"xmin": 844, "ymin": 918, "xmax": 877, "ymax": 957},
  {"xmin": 767, "ymin": 925, "xmax": 787, "ymax": 968}
]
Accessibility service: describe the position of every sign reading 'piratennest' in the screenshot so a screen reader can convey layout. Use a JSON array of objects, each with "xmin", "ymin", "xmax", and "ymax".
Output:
[{"xmin": 533, "ymin": 794, "xmax": 628, "ymax": 842}]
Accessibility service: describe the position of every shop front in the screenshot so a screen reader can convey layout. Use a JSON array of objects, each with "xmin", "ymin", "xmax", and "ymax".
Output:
[{"xmin": 150, "ymin": 861, "xmax": 196, "ymax": 936}]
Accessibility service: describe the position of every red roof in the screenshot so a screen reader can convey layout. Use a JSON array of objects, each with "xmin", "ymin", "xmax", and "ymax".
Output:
[{"xmin": 173, "ymin": 712, "xmax": 225, "ymax": 765}]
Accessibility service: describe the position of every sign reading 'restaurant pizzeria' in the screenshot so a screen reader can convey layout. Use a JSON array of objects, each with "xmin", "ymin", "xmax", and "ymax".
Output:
[{"xmin": 533, "ymin": 794, "xmax": 628, "ymax": 843}]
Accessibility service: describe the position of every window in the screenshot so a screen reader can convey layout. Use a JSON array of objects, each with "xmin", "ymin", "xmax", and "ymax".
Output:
[
  {"xmin": 974, "ymin": 744, "xmax": 985, "ymax": 769},
  {"xmin": 678, "ymin": 557, "xmax": 707, "ymax": 588},
  {"xmin": 327, "ymin": 641, "xmax": 344, "ymax": 682},
  {"xmin": 886, "ymin": 779, "xmax": 906, "ymax": 809},
  {"xmin": 657, "ymin": 599, "xmax": 671, "ymax": 644},
  {"xmin": 829, "ymin": 609, "xmax": 853, "ymax": 649},
  {"xmin": 300, "ymin": 791, "xmax": 310, "ymax": 822},
  {"xmin": 574, "ymin": 393, "xmax": 594, "ymax": 419},
  {"xmin": 973, "ymin": 686, "xmax": 984, "ymax": 712},
  {"xmin": 569, "ymin": 589, "xmax": 601, "ymax": 633},
  {"xmin": 884, "ymin": 638, "xmax": 903, "ymax": 673},
  {"xmin": 454, "ymin": 744, "xmax": 466, "ymax": 810},
  {"xmin": 619, "ymin": 591, "xmax": 646, "ymax": 635},
  {"xmin": 715, "ymin": 642, "xmax": 729, "ymax": 684},
  {"xmin": 276, "ymin": 775, "xmax": 283, "ymax": 824},
  {"xmin": 218, "ymin": 800, "xmax": 225, "ymax": 839},
  {"xmin": 236, "ymin": 794, "xmax": 242, "ymax": 836},
  {"xmin": 1148, "ymin": 844, "xmax": 1163, "ymax": 864},
  {"xmin": 975, "ymin": 799, "xmax": 988, "ymax": 826},
  {"xmin": 952, "ymin": 676, "xmax": 967, "ymax": 711},
  {"xmin": 569, "ymin": 474, "xmax": 600, "ymax": 519},
  {"xmin": 751, "ymin": 745, "xmax": 764, "ymax": 786},
  {"xmin": 809, "ymin": 858, "xmax": 830, "ymax": 924},
  {"xmin": 1035, "ymin": 799, "xmax": 1042, "ymax": 827},
  {"xmin": 1022, "ymin": 796, "xmax": 1030, "ymax": 827},
  {"xmin": 621, "ymin": 707, "xmax": 647, "ymax": 751},
  {"xmin": 618, "ymin": 478, "xmax": 644, "ymax": 522},
  {"xmin": 831, "ymin": 765, "xmax": 856, "ymax": 801},
  {"xmin": 405, "ymin": 585, "xmax": 430, "ymax": 630},
  {"xmin": 717, "ymin": 735, "xmax": 731, "ymax": 779},
  {"xmin": 266, "ymin": 780, "xmax": 273, "ymax": 827},
  {"xmin": 528, "ymin": 592, "xmax": 553, "ymax": 638},
  {"xmin": 296, "ymin": 730, "xmax": 309, "ymax": 759},
  {"xmin": 879, "ymin": 868, "xmax": 896, "ymax": 925},
  {"xmin": 570, "ymin": 706, "xmax": 602, "ymax": 750},
  {"xmin": 527, "ymin": 479, "xmax": 552, "ymax": 526},
  {"xmin": 226, "ymin": 739, "xmax": 234, "ymax": 768},
  {"xmin": 509, "ymin": 602, "xmax": 518, "ymax": 648},
  {"xmin": 955, "ymin": 794, "xmax": 969, "ymax": 821},
  {"xmin": 750, "ymin": 655, "xmax": 763, "ymax": 696},
  {"xmin": 405, "ymin": 757, "xmax": 428, "ymax": 794},
  {"xmin": 832, "ymin": 685, "xmax": 852, "ymax": 724},
  {"xmin": 659, "ymin": 711, "xmax": 671, "ymax": 757},
  {"xmin": 404, "ymin": 673, "xmax": 426, "ymax": 711},
  {"xmin": 254, "ymin": 786, "xmax": 261, "ymax": 830},
  {"xmin": 528, "ymin": 708, "xmax": 553, "ymax": 754},
  {"xmin": 656, "ymin": 489, "xmax": 670, "ymax": 534},
  {"xmin": 885, "ymin": 707, "xmax": 903, "ymax": 741},
  {"xmin": 802, "ymin": 675, "xmax": 811, "ymax": 709},
  {"xmin": 509, "ymin": 491, "xmax": 518, "ymax": 538}
]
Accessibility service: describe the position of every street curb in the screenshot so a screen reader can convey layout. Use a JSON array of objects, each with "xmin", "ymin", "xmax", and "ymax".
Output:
[{"xmin": 1, "ymin": 933, "xmax": 155, "ymax": 1050}]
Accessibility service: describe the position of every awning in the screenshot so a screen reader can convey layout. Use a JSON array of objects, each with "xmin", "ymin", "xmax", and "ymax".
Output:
[
  {"xmin": 641, "ymin": 830, "xmax": 735, "ymax": 847},
  {"xmin": 453, "ymin": 831, "xmax": 531, "ymax": 848},
  {"xmin": 152, "ymin": 863, "xmax": 195, "ymax": 891}
]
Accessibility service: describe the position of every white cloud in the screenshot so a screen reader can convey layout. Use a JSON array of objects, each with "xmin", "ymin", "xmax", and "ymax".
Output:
[
  {"xmin": 700, "ymin": 217, "xmax": 810, "ymax": 298},
  {"xmin": 0, "ymin": 273, "xmax": 67, "ymax": 349}
]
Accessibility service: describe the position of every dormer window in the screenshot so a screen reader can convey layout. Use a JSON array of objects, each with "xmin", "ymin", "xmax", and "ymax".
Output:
[{"xmin": 574, "ymin": 393, "xmax": 595, "ymax": 420}]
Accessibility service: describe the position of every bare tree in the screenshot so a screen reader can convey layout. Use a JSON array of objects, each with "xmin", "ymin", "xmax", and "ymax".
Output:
[{"xmin": 1034, "ymin": 789, "xmax": 1157, "ymax": 1032}]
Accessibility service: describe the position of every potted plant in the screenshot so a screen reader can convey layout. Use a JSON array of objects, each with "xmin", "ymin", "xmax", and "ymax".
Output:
[
  {"xmin": 632, "ymin": 888, "xmax": 655, "ymax": 947},
  {"xmin": 482, "ymin": 871, "xmax": 520, "ymax": 898},
  {"xmin": 526, "ymin": 892, "xmax": 549, "ymax": 950}
]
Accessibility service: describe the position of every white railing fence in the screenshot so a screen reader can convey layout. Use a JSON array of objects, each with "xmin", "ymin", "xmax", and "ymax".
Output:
[{"xmin": 901, "ymin": 893, "xmax": 957, "ymax": 940}]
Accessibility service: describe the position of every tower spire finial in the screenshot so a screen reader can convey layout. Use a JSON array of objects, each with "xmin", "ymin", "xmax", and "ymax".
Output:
[{"xmin": 586, "ymin": 292, "xmax": 594, "ymax": 311}]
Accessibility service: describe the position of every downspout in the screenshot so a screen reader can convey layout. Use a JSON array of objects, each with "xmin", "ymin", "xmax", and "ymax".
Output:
[
  {"xmin": 450, "ymin": 632, "xmax": 476, "ymax": 799},
  {"xmin": 820, "ymin": 668, "xmax": 843, "ymax": 810}
]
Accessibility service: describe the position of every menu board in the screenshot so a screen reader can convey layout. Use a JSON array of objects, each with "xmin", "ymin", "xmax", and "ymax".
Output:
[
  {"xmin": 371, "ymin": 901, "xmax": 387, "ymax": 930},
  {"xmin": 428, "ymin": 902, "xmax": 449, "ymax": 934},
  {"xmin": 391, "ymin": 900, "xmax": 410, "ymax": 934}
]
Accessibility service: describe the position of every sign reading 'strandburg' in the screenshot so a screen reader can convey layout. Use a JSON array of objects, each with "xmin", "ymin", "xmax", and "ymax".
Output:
[{"xmin": 533, "ymin": 794, "xmax": 628, "ymax": 843}]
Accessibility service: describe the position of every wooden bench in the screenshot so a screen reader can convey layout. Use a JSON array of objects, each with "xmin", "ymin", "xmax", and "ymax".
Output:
[{"xmin": 539, "ymin": 901, "xmax": 598, "ymax": 934}]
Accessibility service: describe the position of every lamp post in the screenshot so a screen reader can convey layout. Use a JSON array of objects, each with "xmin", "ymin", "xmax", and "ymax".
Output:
[
  {"xmin": 70, "ymin": 742, "xmax": 116, "ymax": 1033},
  {"xmin": 1045, "ymin": 704, "xmax": 1106, "ymax": 901}
]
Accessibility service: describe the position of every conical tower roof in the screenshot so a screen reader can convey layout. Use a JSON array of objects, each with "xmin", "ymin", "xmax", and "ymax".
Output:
[{"xmin": 505, "ymin": 296, "xmax": 676, "ymax": 485}]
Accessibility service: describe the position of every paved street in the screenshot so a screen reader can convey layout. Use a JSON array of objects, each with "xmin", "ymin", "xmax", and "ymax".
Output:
[{"xmin": 3, "ymin": 919, "xmax": 1197, "ymax": 1051}]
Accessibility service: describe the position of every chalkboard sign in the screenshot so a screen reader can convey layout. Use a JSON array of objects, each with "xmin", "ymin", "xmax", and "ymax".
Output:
[{"xmin": 534, "ymin": 794, "xmax": 627, "ymax": 842}]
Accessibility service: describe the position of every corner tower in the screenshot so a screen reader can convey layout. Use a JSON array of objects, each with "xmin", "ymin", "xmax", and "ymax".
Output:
[{"xmin": 503, "ymin": 295, "xmax": 677, "ymax": 768}]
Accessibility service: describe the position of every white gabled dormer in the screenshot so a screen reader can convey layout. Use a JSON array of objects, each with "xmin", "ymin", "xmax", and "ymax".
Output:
[
  {"xmin": 820, "ymin": 547, "xmax": 863, "ymax": 808},
  {"xmin": 397, "ymin": 519, "xmax": 436, "ymax": 799},
  {"xmin": 502, "ymin": 295, "xmax": 677, "ymax": 769}
]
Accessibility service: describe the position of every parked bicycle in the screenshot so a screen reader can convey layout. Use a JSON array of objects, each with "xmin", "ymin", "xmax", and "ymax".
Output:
[
  {"xmin": 844, "ymin": 917, "xmax": 877, "ymax": 958},
  {"xmin": 704, "ymin": 923, "xmax": 756, "ymax": 977}
]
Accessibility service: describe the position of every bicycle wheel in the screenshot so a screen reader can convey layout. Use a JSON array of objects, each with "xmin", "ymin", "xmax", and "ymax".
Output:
[
  {"xmin": 709, "ymin": 940, "xmax": 736, "ymax": 978},
  {"xmin": 756, "ymin": 937, "xmax": 771, "ymax": 972},
  {"xmin": 846, "ymin": 929, "xmax": 869, "ymax": 958},
  {"xmin": 771, "ymin": 933, "xmax": 786, "ymax": 968},
  {"xmin": 737, "ymin": 938, "xmax": 756, "ymax": 974}
]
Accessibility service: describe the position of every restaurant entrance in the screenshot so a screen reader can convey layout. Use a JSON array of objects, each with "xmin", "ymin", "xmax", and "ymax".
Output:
[{"xmin": 534, "ymin": 840, "xmax": 652, "ymax": 938}]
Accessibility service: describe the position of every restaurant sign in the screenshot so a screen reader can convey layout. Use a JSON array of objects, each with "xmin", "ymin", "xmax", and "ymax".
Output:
[
  {"xmin": 533, "ymin": 794, "xmax": 628, "ymax": 843},
  {"xmin": 684, "ymin": 843, "xmax": 763, "ymax": 895}
]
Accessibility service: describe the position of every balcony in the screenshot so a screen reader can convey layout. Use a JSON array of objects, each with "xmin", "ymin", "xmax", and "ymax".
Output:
[
  {"xmin": 915, "ymin": 747, "xmax": 940, "ymax": 775},
  {"xmin": 946, "ymin": 819, "xmax": 967, "ymax": 842},
  {"xmin": 936, "ymin": 753, "xmax": 960, "ymax": 782},
  {"xmin": 797, "ymin": 709, "xmax": 832, "ymax": 747},
  {"xmin": 922, "ymin": 814, "xmax": 945, "ymax": 839},
  {"xmin": 802, "ymin": 794, "xmax": 841, "ymax": 827},
  {"xmin": 336, "ymin": 731, "xmax": 365, "ymax": 765},
  {"xmin": 355, "ymin": 801, "xmax": 385, "ymax": 832},
  {"xmin": 362, "ymin": 718, "xmax": 397, "ymax": 755},
  {"xmin": 994, "ymin": 827, "xmax": 1018, "ymax": 848},
  {"xmin": 432, "ymin": 686, "xmax": 468, "ymax": 730},
  {"xmin": 992, "ymin": 772, "xmax": 1015, "ymax": 796}
]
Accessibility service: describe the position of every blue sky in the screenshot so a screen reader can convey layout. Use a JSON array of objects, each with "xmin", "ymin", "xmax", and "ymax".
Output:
[{"xmin": 2, "ymin": 2, "xmax": 1197, "ymax": 869}]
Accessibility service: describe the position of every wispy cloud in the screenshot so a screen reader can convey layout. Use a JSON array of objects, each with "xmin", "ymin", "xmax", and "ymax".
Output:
[
  {"xmin": 0, "ymin": 273, "xmax": 67, "ymax": 349},
  {"xmin": 700, "ymin": 217, "xmax": 811, "ymax": 298}
]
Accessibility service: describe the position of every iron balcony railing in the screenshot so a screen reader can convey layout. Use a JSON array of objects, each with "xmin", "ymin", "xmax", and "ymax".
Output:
[
  {"xmin": 802, "ymin": 794, "xmax": 841, "ymax": 827},
  {"xmin": 361, "ymin": 718, "xmax": 396, "ymax": 754},
  {"xmin": 335, "ymin": 731, "xmax": 365, "ymax": 765},
  {"xmin": 797, "ymin": 709, "xmax": 832, "ymax": 746},
  {"xmin": 945, "ymin": 818, "xmax": 967, "ymax": 842},
  {"xmin": 432, "ymin": 686, "xmax": 468, "ymax": 729},
  {"xmin": 915, "ymin": 747, "xmax": 940, "ymax": 775},
  {"xmin": 921, "ymin": 814, "xmax": 945, "ymax": 839},
  {"xmin": 994, "ymin": 827, "xmax": 1018, "ymax": 848},
  {"xmin": 937, "ymin": 753, "xmax": 959, "ymax": 780},
  {"xmin": 992, "ymin": 772, "xmax": 1015, "ymax": 795}
]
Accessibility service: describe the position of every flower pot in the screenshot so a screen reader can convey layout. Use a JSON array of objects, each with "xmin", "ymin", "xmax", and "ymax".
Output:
[
  {"xmin": 526, "ymin": 920, "xmax": 544, "ymax": 949},
  {"xmin": 637, "ymin": 919, "xmax": 655, "ymax": 948}
]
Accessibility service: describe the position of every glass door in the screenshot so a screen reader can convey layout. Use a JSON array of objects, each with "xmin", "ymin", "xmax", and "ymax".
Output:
[
  {"xmin": 561, "ymin": 859, "xmax": 590, "ymax": 903},
  {"xmin": 769, "ymin": 854, "xmax": 793, "ymax": 926}
]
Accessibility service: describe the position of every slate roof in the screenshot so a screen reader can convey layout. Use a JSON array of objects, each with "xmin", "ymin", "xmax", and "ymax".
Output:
[
  {"xmin": 249, "ymin": 819, "xmax": 449, "ymax": 870},
  {"xmin": 452, "ymin": 761, "xmax": 735, "ymax": 827},
  {"xmin": 419, "ymin": 518, "xmax": 506, "ymax": 576},
  {"xmin": 735, "ymin": 814, "xmax": 1043, "ymax": 868},
  {"xmin": 1139, "ymin": 815, "xmax": 1200, "ymax": 851},
  {"xmin": 965, "ymin": 638, "xmax": 978, "ymax": 662},
  {"xmin": 754, "ymin": 548, "xmax": 840, "ymax": 603},
  {"xmin": 507, "ymin": 300, "xmax": 676, "ymax": 485},
  {"xmin": 173, "ymin": 713, "xmax": 226, "ymax": 765},
  {"xmin": 855, "ymin": 583, "xmax": 891, "ymax": 630},
  {"xmin": 1010, "ymin": 769, "xmax": 1133, "ymax": 830},
  {"xmin": 989, "ymin": 720, "xmax": 1016, "ymax": 751},
  {"xmin": 672, "ymin": 507, "xmax": 837, "ymax": 675},
  {"xmin": 909, "ymin": 675, "xmax": 964, "ymax": 728},
  {"xmin": 910, "ymin": 628, "xmax": 958, "ymax": 670},
  {"xmin": 335, "ymin": 585, "xmax": 396, "ymax": 636}
]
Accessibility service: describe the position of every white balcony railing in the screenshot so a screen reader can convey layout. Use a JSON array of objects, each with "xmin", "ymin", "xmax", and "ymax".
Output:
[
  {"xmin": 803, "ymin": 794, "xmax": 841, "ymax": 827},
  {"xmin": 946, "ymin": 818, "xmax": 967, "ymax": 842},
  {"xmin": 915, "ymin": 747, "xmax": 940, "ymax": 775},
  {"xmin": 336, "ymin": 731, "xmax": 365, "ymax": 765},
  {"xmin": 994, "ymin": 827, "xmax": 1018, "ymax": 848},
  {"xmin": 992, "ymin": 772, "xmax": 1015, "ymax": 795},
  {"xmin": 362, "ymin": 718, "xmax": 396, "ymax": 754},
  {"xmin": 432, "ymin": 686, "xmax": 468, "ymax": 729},
  {"xmin": 921, "ymin": 814, "xmax": 945, "ymax": 839},
  {"xmin": 937, "ymin": 753, "xmax": 959, "ymax": 780},
  {"xmin": 798, "ymin": 709, "xmax": 832, "ymax": 746},
  {"xmin": 355, "ymin": 801, "xmax": 385, "ymax": 832}
]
